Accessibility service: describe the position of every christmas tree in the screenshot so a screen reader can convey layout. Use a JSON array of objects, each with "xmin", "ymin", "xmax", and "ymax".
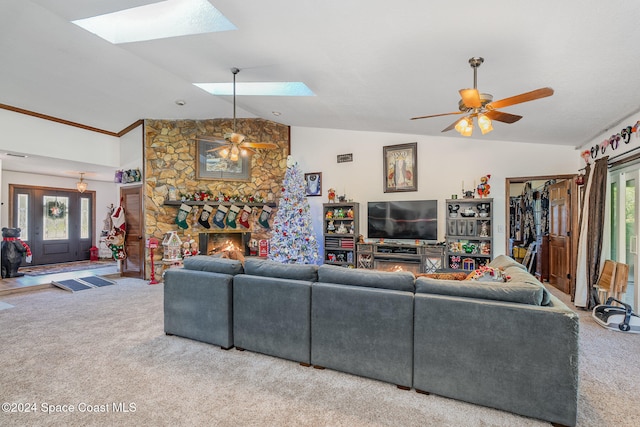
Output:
[{"xmin": 268, "ymin": 157, "xmax": 320, "ymax": 264}]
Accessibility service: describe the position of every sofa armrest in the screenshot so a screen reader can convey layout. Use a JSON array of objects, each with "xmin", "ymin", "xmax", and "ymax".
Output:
[{"xmin": 413, "ymin": 293, "xmax": 578, "ymax": 426}]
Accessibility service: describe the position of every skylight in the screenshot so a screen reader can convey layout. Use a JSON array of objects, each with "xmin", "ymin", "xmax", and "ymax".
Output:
[
  {"xmin": 194, "ymin": 82, "xmax": 315, "ymax": 96},
  {"xmin": 72, "ymin": 0, "xmax": 237, "ymax": 44}
]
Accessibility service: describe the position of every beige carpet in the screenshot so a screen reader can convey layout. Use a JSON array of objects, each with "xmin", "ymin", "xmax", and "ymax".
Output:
[{"xmin": 0, "ymin": 280, "xmax": 638, "ymax": 426}]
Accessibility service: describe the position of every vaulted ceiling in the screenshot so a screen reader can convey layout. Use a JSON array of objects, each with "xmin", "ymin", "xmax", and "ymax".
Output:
[{"xmin": 2, "ymin": 0, "xmax": 640, "ymax": 153}]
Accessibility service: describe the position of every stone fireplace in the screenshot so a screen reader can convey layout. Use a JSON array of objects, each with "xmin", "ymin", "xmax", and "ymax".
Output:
[
  {"xmin": 199, "ymin": 231, "xmax": 252, "ymax": 256},
  {"xmin": 143, "ymin": 118, "xmax": 289, "ymax": 279}
]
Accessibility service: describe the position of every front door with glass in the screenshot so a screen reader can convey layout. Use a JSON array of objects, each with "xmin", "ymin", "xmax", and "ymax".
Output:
[{"xmin": 11, "ymin": 185, "xmax": 94, "ymax": 265}]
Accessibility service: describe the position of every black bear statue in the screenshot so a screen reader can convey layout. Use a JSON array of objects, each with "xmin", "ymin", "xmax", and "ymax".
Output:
[{"xmin": 1, "ymin": 227, "xmax": 33, "ymax": 278}]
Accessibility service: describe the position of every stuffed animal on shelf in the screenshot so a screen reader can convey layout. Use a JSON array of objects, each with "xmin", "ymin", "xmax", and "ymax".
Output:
[
  {"xmin": 477, "ymin": 174, "xmax": 491, "ymax": 198},
  {"xmin": 328, "ymin": 188, "xmax": 336, "ymax": 203}
]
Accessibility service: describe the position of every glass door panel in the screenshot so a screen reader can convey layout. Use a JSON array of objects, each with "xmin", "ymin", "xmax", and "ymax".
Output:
[
  {"xmin": 43, "ymin": 196, "xmax": 70, "ymax": 240},
  {"xmin": 624, "ymin": 179, "xmax": 636, "ymax": 309}
]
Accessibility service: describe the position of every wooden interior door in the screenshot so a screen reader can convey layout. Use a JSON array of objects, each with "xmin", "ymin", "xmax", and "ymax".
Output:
[
  {"xmin": 120, "ymin": 185, "xmax": 144, "ymax": 278},
  {"xmin": 548, "ymin": 180, "xmax": 572, "ymax": 293}
]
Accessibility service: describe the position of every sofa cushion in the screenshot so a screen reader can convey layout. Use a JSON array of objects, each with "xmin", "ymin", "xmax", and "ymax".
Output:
[
  {"xmin": 503, "ymin": 268, "xmax": 552, "ymax": 306},
  {"xmin": 244, "ymin": 258, "xmax": 318, "ymax": 282},
  {"xmin": 415, "ymin": 276, "xmax": 543, "ymax": 305},
  {"xmin": 183, "ymin": 255, "xmax": 244, "ymax": 275},
  {"xmin": 488, "ymin": 254, "xmax": 527, "ymax": 271},
  {"xmin": 318, "ymin": 264, "xmax": 415, "ymax": 292}
]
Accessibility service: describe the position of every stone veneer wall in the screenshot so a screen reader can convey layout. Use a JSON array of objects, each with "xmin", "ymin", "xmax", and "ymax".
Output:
[{"xmin": 144, "ymin": 118, "xmax": 289, "ymax": 276}]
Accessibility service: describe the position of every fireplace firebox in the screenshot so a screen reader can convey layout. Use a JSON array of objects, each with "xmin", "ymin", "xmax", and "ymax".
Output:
[{"xmin": 199, "ymin": 232, "xmax": 252, "ymax": 256}]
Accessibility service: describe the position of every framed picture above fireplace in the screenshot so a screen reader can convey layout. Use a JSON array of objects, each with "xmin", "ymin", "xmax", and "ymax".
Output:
[
  {"xmin": 383, "ymin": 142, "xmax": 417, "ymax": 193},
  {"xmin": 196, "ymin": 139, "xmax": 252, "ymax": 181}
]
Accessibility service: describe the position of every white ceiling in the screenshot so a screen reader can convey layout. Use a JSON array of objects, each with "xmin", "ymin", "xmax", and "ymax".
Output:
[{"xmin": 2, "ymin": 0, "xmax": 640, "ymax": 180}]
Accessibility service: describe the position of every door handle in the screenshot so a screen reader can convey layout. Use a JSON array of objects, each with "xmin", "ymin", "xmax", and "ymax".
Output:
[{"xmin": 631, "ymin": 235, "xmax": 637, "ymax": 254}]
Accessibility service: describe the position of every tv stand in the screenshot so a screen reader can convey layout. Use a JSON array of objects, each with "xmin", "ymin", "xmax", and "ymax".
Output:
[{"xmin": 357, "ymin": 242, "xmax": 444, "ymax": 274}]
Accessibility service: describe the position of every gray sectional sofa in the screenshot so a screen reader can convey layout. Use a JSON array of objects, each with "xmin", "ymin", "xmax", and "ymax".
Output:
[{"xmin": 164, "ymin": 254, "xmax": 579, "ymax": 427}]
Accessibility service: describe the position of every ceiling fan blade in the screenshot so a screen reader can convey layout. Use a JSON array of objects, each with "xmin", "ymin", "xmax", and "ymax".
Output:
[
  {"xmin": 206, "ymin": 145, "xmax": 229, "ymax": 153},
  {"xmin": 411, "ymin": 111, "xmax": 463, "ymax": 120},
  {"xmin": 242, "ymin": 142, "xmax": 279, "ymax": 149},
  {"xmin": 459, "ymin": 88, "xmax": 482, "ymax": 108},
  {"xmin": 196, "ymin": 136, "xmax": 225, "ymax": 143},
  {"xmin": 484, "ymin": 110, "xmax": 523, "ymax": 124},
  {"xmin": 487, "ymin": 87, "xmax": 554, "ymax": 110},
  {"xmin": 242, "ymin": 147, "xmax": 257, "ymax": 154}
]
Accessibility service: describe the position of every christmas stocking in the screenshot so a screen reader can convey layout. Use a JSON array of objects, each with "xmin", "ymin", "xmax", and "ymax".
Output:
[
  {"xmin": 191, "ymin": 206, "xmax": 200, "ymax": 227},
  {"xmin": 107, "ymin": 228, "xmax": 127, "ymax": 260},
  {"xmin": 175, "ymin": 203, "xmax": 192, "ymax": 229},
  {"xmin": 212, "ymin": 205, "xmax": 228, "ymax": 228},
  {"xmin": 238, "ymin": 205, "xmax": 252, "ymax": 228},
  {"xmin": 111, "ymin": 204, "xmax": 126, "ymax": 231},
  {"xmin": 199, "ymin": 204, "xmax": 213, "ymax": 229},
  {"xmin": 226, "ymin": 205, "xmax": 240, "ymax": 228},
  {"xmin": 258, "ymin": 205, "xmax": 272, "ymax": 229}
]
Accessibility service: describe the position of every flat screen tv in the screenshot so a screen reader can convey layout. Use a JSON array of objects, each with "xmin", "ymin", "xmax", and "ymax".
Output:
[{"xmin": 367, "ymin": 200, "xmax": 438, "ymax": 241}]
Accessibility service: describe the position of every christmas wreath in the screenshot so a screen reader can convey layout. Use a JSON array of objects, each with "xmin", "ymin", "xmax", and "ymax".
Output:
[{"xmin": 47, "ymin": 201, "xmax": 67, "ymax": 219}]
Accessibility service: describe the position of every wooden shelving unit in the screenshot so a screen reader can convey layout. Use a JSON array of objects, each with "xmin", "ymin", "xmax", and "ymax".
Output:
[
  {"xmin": 323, "ymin": 202, "xmax": 359, "ymax": 267},
  {"xmin": 445, "ymin": 198, "xmax": 493, "ymax": 272}
]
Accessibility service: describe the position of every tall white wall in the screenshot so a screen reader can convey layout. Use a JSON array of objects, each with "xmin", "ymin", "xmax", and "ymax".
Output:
[
  {"xmin": 120, "ymin": 123, "xmax": 144, "ymax": 171},
  {"xmin": 0, "ymin": 109, "xmax": 120, "ymax": 166},
  {"xmin": 292, "ymin": 127, "xmax": 582, "ymax": 257}
]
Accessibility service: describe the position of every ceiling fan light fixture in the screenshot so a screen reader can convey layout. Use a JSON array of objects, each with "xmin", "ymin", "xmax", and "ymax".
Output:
[
  {"xmin": 76, "ymin": 173, "xmax": 88, "ymax": 193},
  {"xmin": 455, "ymin": 117, "xmax": 471, "ymax": 134},
  {"xmin": 461, "ymin": 124, "xmax": 473, "ymax": 137},
  {"xmin": 478, "ymin": 114, "xmax": 493, "ymax": 135},
  {"xmin": 229, "ymin": 145, "xmax": 240, "ymax": 161}
]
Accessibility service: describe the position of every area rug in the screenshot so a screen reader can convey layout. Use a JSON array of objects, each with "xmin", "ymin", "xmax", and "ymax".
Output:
[
  {"xmin": 52, "ymin": 276, "xmax": 117, "ymax": 292},
  {"xmin": 19, "ymin": 260, "xmax": 117, "ymax": 276}
]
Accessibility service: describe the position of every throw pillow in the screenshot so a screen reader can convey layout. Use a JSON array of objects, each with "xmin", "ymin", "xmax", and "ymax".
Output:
[
  {"xmin": 417, "ymin": 272, "xmax": 468, "ymax": 281},
  {"xmin": 466, "ymin": 266, "xmax": 510, "ymax": 282}
]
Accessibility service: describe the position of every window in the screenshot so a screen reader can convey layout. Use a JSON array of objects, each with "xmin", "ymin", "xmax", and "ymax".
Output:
[{"xmin": 43, "ymin": 196, "xmax": 69, "ymax": 240}]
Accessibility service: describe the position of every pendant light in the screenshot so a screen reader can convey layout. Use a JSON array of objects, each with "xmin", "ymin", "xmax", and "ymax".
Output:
[{"xmin": 76, "ymin": 173, "xmax": 88, "ymax": 193}]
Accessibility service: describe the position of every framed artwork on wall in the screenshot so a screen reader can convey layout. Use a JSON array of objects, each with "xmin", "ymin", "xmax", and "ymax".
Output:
[
  {"xmin": 304, "ymin": 172, "xmax": 322, "ymax": 196},
  {"xmin": 383, "ymin": 142, "xmax": 417, "ymax": 193},
  {"xmin": 196, "ymin": 139, "xmax": 252, "ymax": 181}
]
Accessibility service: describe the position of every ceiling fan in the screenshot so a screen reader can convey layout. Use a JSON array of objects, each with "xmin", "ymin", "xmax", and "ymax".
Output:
[
  {"xmin": 197, "ymin": 68, "xmax": 278, "ymax": 161},
  {"xmin": 410, "ymin": 57, "xmax": 554, "ymax": 136}
]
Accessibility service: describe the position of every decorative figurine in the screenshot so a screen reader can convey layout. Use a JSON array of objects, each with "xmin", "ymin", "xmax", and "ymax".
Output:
[
  {"xmin": 477, "ymin": 174, "xmax": 491, "ymax": 198},
  {"xmin": 328, "ymin": 188, "xmax": 336, "ymax": 203},
  {"xmin": 1, "ymin": 227, "xmax": 32, "ymax": 278}
]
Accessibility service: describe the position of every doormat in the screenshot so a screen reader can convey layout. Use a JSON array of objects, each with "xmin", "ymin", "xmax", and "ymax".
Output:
[
  {"xmin": 20, "ymin": 260, "xmax": 117, "ymax": 276},
  {"xmin": 52, "ymin": 276, "xmax": 117, "ymax": 293}
]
